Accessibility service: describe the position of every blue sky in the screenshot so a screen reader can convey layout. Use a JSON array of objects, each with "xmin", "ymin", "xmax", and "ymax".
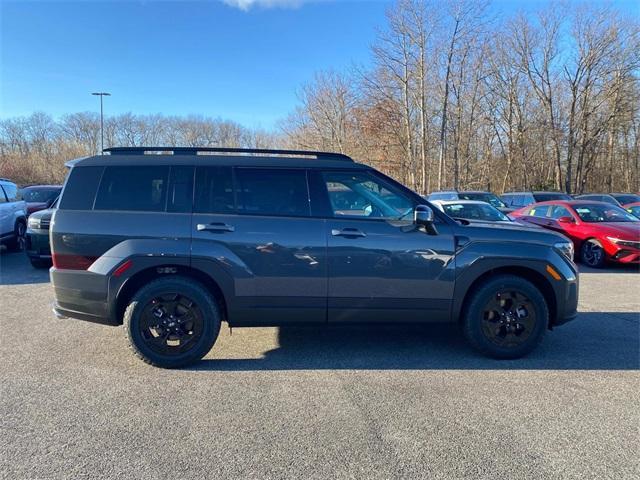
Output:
[{"xmin": 1, "ymin": 0, "xmax": 638, "ymax": 130}]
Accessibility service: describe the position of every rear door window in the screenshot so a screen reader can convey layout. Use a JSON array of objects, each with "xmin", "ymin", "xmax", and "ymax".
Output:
[
  {"xmin": 235, "ymin": 168, "xmax": 310, "ymax": 217},
  {"xmin": 194, "ymin": 166, "xmax": 235, "ymax": 214},
  {"xmin": 94, "ymin": 166, "xmax": 169, "ymax": 212}
]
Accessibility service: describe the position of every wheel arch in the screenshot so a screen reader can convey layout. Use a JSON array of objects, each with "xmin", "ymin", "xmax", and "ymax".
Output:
[
  {"xmin": 114, "ymin": 264, "xmax": 229, "ymax": 326},
  {"xmin": 454, "ymin": 265, "xmax": 558, "ymax": 329}
]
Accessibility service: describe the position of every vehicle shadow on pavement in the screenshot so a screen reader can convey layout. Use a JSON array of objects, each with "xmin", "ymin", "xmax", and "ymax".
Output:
[
  {"xmin": 0, "ymin": 251, "xmax": 50, "ymax": 285},
  {"xmin": 193, "ymin": 311, "xmax": 639, "ymax": 371}
]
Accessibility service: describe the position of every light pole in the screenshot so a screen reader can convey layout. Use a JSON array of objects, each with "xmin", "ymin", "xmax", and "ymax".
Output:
[{"xmin": 91, "ymin": 92, "xmax": 111, "ymax": 154}]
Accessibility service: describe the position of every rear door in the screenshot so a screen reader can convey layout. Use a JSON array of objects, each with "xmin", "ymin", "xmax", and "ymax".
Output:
[
  {"xmin": 313, "ymin": 169, "xmax": 455, "ymax": 323},
  {"xmin": 191, "ymin": 166, "xmax": 326, "ymax": 325}
]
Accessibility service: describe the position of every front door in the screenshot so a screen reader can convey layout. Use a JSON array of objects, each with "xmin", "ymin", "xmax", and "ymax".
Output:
[
  {"xmin": 191, "ymin": 166, "xmax": 326, "ymax": 325},
  {"xmin": 315, "ymin": 170, "xmax": 456, "ymax": 323}
]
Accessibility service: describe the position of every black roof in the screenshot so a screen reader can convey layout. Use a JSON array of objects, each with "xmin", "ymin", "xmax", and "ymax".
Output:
[{"xmin": 68, "ymin": 146, "xmax": 366, "ymax": 169}]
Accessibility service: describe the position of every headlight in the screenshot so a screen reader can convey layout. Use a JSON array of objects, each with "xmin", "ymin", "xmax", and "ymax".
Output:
[
  {"xmin": 554, "ymin": 241, "xmax": 574, "ymax": 261},
  {"xmin": 28, "ymin": 216, "xmax": 41, "ymax": 229},
  {"xmin": 606, "ymin": 236, "xmax": 640, "ymax": 249}
]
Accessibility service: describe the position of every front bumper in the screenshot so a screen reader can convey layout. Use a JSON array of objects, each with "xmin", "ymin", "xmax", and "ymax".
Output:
[
  {"xmin": 25, "ymin": 229, "xmax": 51, "ymax": 260},
  {"xmin": 549, "ymin": 253, "xmax": 579, "ymax": 327}
]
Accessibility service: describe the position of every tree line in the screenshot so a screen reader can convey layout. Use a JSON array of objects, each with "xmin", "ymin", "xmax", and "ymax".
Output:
[{"xmin": 1, "ymin": 0, "xmax": 638, "ymax": 194}]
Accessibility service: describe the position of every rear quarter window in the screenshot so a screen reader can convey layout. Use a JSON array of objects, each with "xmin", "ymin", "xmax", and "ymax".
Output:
[
  {"xmin": 94, "ymin": 166, "xmax": 169, "ymax": 212},
  {"xmin": 59, "ymin": 166, "xmax": 104, "ymax": 210}
]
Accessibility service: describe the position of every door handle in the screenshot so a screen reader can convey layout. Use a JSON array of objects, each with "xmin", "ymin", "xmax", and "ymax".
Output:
[
  {"xmin": 331, "ymin": 228, "xmax": 366, "ymax": 238},
  {"xmin": 196, "ymin": 222, "xmax": 235, "ymax": 233}
]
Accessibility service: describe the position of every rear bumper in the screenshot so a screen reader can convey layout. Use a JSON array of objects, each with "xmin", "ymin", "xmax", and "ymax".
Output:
[{"xmin": 50, "ymin": 267, "xmax": 118, "ymax": 326}]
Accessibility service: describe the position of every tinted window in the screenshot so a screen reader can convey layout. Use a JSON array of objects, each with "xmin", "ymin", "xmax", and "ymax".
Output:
[
  {"xmin": 59, "ymin": 166, "xmax": 103, "ymax": 210},
  {"xmin": 533, "ymin": 193, "xmax": 571, "ymax": 202},
  {"xmin": 322, "ymin": 171, "xmax": 413, "ymax": 219},
  {"xmin": 166, "ymin": 166, "xmax": 194, "ymax": 213},
  {"xmin": 236, "ymin": 168, "xmax": 310, "ymax": 217},
  {"xmin": 0, "ymin": 186, "xmax": 7, "ymax": 203},
  {"xmin": 194, "ymin": 166, "xmax": 234, "ymax": 214},
  {"xmin": 613, "ymin": 194, "xmax": 640, "ymax": 205},
  {"xmin": 22, "ymin": 188, "xmax": 61, "ymax": 203},
  {"xmin": 94, "ymin": 166, "xmax": 169, "ymax": 212},
  {"xmin": 460, "ymin": 192, "xmax": 506, "ymax": 208}
]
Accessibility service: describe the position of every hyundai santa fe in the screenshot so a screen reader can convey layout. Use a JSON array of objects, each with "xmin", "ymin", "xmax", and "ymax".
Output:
[{"xmin": 50, "ymin": 147, "xmax": 579, "ymax": 368}]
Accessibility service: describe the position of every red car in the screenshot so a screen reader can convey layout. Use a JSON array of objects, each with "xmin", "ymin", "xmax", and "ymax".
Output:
[
  {"xmin": 20, "ymin": 185, "xmax": 62, "ymax": 216},
  {"xmin": 511, "ymin": 200, "xmax": 640, "ymax": 267}
]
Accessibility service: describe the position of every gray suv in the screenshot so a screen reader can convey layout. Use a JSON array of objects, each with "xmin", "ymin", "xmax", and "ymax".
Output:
[{"xmin": 51, "ymin": 147, "xmax": 579, "ymax": 368}]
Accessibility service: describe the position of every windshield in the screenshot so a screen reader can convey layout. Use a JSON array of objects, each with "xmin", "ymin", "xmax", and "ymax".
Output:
[
  {"xmin": 442, "ymin": 203, "xmax": 509, "ymax": 222},
  {"xmin": 625, "ymin": 205, "xmax": 640, "ymax": 219},
  {"xmin": 573, "ymin": 204, "xmax": 639, "ymax": 223},
  {"xmin": 613, "ymin": 194, "xmax": 640, "ymax": 205},
  {"xmin": 21, "ymin": 188, "xmax": 60, "ymax": 203},
  {"xmin": 533, "ymin": 193, "xmax": 571, "ymax": 202},
  {"xmin": 459, "ymin": 192, "xmax": 506, "ymax": 208}
]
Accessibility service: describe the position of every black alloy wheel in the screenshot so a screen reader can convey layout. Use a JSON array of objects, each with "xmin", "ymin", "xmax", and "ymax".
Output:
[
  {"xmin": 480, "ymin": 290, "xmax": 536, "ymax": 349},
  {"xmin": 139, "ymin": 293, "xmax": 204, "ymax": 356}
]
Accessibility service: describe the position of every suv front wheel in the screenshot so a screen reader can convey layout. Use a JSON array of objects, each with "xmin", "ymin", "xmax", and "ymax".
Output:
[
  {"xmin": 124, "ymin": 276, "xmax": 221, "ymax": 368},
  {"xmin": 462, "ymin": 275, "xmax": 548, "ymax": 359}
]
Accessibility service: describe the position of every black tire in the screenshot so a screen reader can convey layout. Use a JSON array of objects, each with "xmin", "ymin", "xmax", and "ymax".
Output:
[
  {"xmin": 29, "ymin": 257, "xmax": 52, "ymax": 269},
  {"xmin": 580, "ymin": 238, "xmax": 606, "ymax": 268},
  {"xmin": 124, "ymin": 276, "xmax": 221, "ymax": 368},
  {"xmin": 7, "ymin": 220, "xmax": 26, "ymax": 252},
  {"xmin": 462, "ymin": 275, "xmax": 548, "ymax": 359}
]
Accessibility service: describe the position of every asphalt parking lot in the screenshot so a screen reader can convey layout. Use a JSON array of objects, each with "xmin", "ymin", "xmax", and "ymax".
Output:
[{"xmin": 0, "ymin": 251, "xmax": 638, "ymax": 480}]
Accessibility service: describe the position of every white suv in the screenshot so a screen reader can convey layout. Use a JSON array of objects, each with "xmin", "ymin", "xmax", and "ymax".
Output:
[{"xmin": 0, "ymin": 178, "xmax": 27, "ymax": 251}]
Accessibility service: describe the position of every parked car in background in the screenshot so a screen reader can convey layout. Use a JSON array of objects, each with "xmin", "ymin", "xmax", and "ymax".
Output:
[
  {"xmin": 430, "ymin": 200, "xmax": 531, "ymax": 227},
  {"xmin": 20, "ymin": 185, "xmax": 62, "ymax": 215},
  {"xmin": 50, "ymin": 146, "xmax": 578, "ymax": 368},
  {"xmin": 427, "ymin": 190, "xmax": 509, "ymax": 212},
  {"xmin": 511, "ymin": 200, "xmax": 640, "ymax": 267},
  {"xmin": 25, "ymin": 197, "xmax": 57, "ymax": 268},
  {"xmin": 623, "ymin": 202, "xmax": 640, "ymax": 219},
  {"xmin": 610, "ymin": 193, "xmax": 640, "ymax": 205},
  {"xmin": 0, "ymin": 178, "xmax": 27, "ymax": 251},
  {"xmin": 573, "ymin": 193, "xmax": 622, "ymax": 206},
  {"xmin": 501, "ymin": 191, "xmax": 572, "ymax": 211}
]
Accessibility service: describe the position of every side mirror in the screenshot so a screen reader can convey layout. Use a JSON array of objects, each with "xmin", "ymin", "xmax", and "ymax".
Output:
[
  {"xmin": 414, "ymin": 205, "xmax": 438, "ymax": 235},
  {"xmin": 558, "ymin": 216, "xmax": 574, "ymax": 224}
]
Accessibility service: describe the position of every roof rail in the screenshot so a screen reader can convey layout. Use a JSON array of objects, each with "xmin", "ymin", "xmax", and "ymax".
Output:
[
  {"xmin": 0, "ymin": 177, "xmax": 13, "ymax": 182},
  {"xmin": 103, "ymin": 146, "xmax": 354, "ymax": 162}
]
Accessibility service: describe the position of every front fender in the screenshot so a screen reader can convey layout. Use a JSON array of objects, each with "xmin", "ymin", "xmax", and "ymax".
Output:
[{"xmin": 452, "ymin": 240, "xmax": 577, "ymax": 324}]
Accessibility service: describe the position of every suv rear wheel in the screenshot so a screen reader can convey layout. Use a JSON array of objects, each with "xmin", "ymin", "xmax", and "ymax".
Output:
[
  {"xmin": 124, "ymin": 276, "xmax": 221, "ymax": 368},
  {"xmin": 462, "ymin": 275, "xmax": 547, "ymax": 359}
]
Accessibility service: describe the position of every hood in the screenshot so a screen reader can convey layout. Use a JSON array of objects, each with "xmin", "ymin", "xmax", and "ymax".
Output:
[
  {"xmin": 28, "ymin": 207, "xmax": 55, "ymax": 221},
  {"xmin": 598, "ymin": 222, "xmax": 640, "ymax": 240},
  {"xmin": 453, "ymin": 219, "xmax": 568, "ymax": 246}
]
